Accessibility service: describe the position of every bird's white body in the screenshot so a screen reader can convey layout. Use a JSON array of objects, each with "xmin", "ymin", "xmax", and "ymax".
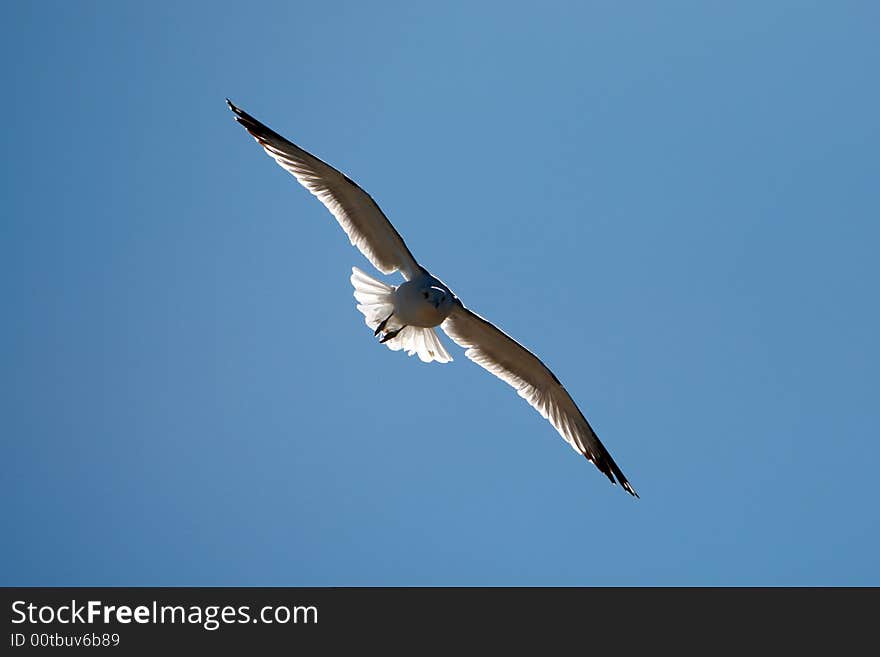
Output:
[
  {"xmin": 227, "ymin": 99, "xmax": 638, "ymax": 497},
  {"xmin": 350, "ymin": 267, "xmax": 453, "ymax": 363}
]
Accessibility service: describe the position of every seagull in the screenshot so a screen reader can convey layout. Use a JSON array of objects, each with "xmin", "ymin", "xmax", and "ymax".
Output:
[{"xmin": 227, "ymin": 99, "xmax": 638, "ymax": 497}]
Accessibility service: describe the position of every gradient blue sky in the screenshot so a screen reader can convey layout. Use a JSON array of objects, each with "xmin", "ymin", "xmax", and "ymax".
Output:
[{"xmin": 3, "ymin": 1, "xmax": 878, "ymax": 585}]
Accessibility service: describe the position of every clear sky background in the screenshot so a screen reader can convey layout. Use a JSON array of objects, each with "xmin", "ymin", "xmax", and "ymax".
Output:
[{"xmin": 2, "ymin": 1, "xmax": 878, "ymax": 585}]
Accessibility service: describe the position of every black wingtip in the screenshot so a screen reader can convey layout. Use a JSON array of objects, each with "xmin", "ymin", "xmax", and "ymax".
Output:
[
  {"xmin": 623, "ymin": 481, "xmax": 640, "ymax": 499},
  {"xmin": 227, "ymin": 99, "xmax": 251, "ymax": 124},
  {"xmin": 224, "ymin": 99, "xmax": 294, "ymax": 149},
  {"xmin": 589, "ymin": 452, "xmax": 639, "ymax": 498},
  {"xmin": 614, "ymin": 468, "xmax": 639, "ymax": 498},
  {"xmin": 226, "ymin": 99, "xmax": 245, "ymax": 119},
  {"xmin": 610, "ymin": 478, "xmax": 639, "ymax": 499}
]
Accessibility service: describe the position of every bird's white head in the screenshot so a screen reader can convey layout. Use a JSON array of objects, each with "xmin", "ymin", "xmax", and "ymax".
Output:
[
  {"xmin": 422, "ymin": 285, "xmax": 451, "ymax": 311},
  {"xmin": 393, "ymin": 275, "xmax": 455, "ymax": 328}
]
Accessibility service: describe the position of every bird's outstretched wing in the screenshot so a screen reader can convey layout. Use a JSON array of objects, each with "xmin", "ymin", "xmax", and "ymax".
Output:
[
  {"xmin": 227, "ymin": 100, "xmax": 421, "ymax": 279},
  {"xmin": 441, "ymin": 302, "xmax": 638, "ymax": 496}
]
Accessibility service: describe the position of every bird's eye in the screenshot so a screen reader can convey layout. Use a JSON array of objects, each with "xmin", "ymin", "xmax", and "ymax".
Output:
[{"xmin": 422, "ymin": 291, "xmax": 429, "ymax": 299}]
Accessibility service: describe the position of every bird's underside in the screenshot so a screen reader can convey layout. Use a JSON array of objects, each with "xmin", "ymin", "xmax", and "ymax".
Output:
[{"xmin": 227, "ymin": 99, "xmax": 638, "ymax": 497}]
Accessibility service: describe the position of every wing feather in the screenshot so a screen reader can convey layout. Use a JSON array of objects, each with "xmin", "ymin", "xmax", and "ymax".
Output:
[
  {"xmin": 441, "ymin": 302, "xmax": 638, "ymax": 496},
  {"xmin": 227, "ymin": 100, "xmax": 421, "ymax": 279}
]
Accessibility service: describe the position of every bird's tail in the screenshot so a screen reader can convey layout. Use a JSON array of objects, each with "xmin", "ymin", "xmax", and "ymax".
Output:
[{"xmin": 350, "ymin": 267, "xmax": 452, "ymax": 364}]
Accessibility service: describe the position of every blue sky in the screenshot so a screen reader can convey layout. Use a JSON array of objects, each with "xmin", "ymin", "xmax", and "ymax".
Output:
[{"xmin": 2, "ymin": 1, "xmax": 878, "ymax": 585}]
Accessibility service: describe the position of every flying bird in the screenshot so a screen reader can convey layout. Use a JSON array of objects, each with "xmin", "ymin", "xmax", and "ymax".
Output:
[{"xmin": 227, "ymin": 99, "xmax": 638, "ymax": 497}]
